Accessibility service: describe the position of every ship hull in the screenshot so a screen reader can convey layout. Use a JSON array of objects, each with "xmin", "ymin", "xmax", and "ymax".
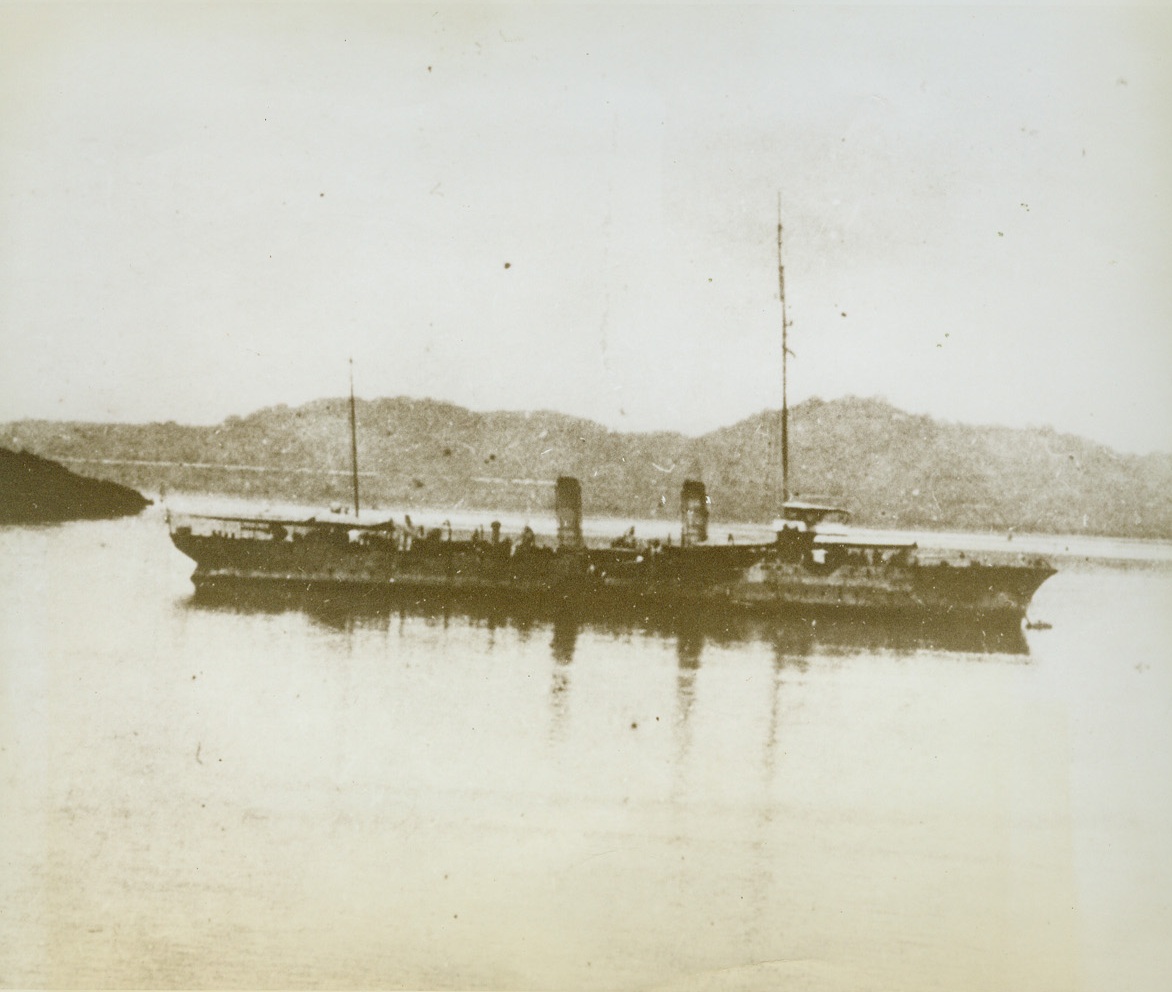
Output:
[
  {"xmin": 732, "ymin": 559, "xmax": 1055, "ymax": 626},
  {"xmin": 170, "ymin": 519, "xmax": 1053, "ymax": 629}
]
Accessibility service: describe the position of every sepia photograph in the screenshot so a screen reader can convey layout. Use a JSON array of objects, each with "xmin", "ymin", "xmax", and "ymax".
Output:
[{"xmin": 1, "ymin": 3, "xmax": 1170, "ymax": 990}]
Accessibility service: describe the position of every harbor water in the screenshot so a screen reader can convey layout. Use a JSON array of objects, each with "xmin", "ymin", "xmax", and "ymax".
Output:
[{"xmin": 2, "ymin": 506, "xmax": 1170, "ymax": 990}]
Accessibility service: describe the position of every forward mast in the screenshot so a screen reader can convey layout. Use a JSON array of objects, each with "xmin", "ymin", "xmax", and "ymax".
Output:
[
  {"xmin": 348, "ymin": 358, "xmax": 360, "ymax": 519},
  {"xmin": 777, "ymin": 197, "xmax": 791, "ymax": 509}
]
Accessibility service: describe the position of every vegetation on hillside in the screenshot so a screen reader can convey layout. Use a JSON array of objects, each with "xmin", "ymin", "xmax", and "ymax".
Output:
[{"xmin": 4, "ymin": 395, "xmax": 1170, "ymax": 538}]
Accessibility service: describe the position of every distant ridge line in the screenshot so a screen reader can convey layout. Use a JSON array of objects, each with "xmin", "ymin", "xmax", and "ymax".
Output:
[
  {"xmin": 52, "ymin": 456, "xmax": 379, "ymax": 477},
  {"xmin": 5, "ymin": 393, "xmax": 1170, "ymax": 539}
]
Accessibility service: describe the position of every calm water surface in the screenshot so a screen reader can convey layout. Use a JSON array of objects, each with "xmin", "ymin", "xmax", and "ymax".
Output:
[{"xmin": 2, "ymin": 508, "xmax": 1170, "ymax": 990}]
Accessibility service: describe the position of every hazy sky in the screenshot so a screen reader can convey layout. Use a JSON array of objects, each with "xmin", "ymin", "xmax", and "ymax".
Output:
[{"xmin": 2, "ymin": 3, "xmax": 1170, "ymax": 453}]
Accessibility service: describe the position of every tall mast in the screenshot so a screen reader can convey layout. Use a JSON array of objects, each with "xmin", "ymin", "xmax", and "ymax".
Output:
[
  {"xmin": 777, "ymin": 197, "xmax": 790, "ymax": 506},
  {"xmin": 348, "ymin": 358, "xmax": 360, "ymax": 519}
]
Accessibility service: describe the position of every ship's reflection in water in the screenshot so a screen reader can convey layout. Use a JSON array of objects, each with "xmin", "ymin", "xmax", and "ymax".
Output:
[
  {"xmin": 186, "ymin": 583, "xmax": 1028, "ymax": 775},
  {"xmin": 187, "ymin": 583, "xmax": 1030, "ymax": 662},
  {"xmin": 189, "ymin": 581, "xmax": 1026, "ymax": 661}
]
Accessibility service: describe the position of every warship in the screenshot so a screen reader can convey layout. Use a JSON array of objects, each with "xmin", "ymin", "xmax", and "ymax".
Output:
[{"xmin": 169, "ymin": 221, "xmax": 1055, "ymax": 628}]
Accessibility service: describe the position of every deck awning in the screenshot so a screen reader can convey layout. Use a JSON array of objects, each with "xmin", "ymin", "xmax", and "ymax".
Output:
[{"xmin": 772, "ymin": 501, "xmax": 852, "ymax": 531}]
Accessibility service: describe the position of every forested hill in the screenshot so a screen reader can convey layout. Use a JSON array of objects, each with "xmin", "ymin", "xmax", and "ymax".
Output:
[
  {"xmin": 0, "ymin": 447, "xmax": 150, "ymax": 523},
  {"xmin": 4, "ymin": 395, "xmax": 1170, "ymax": 539}
]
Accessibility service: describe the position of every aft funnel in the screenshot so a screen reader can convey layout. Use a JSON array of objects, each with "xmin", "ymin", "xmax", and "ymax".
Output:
[
  {"xmin": 555, "ymin": 476, "xmax": 584, "ymax": 549},
  {"xmin": 680, "ymin": 480, "xmax": 709, "ymax": 547}
]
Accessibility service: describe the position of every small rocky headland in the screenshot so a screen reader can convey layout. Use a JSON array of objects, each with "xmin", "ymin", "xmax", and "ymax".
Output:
[{"xmin": 0, "ymin": 447, "xmax": 151, "ymax": 523}]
